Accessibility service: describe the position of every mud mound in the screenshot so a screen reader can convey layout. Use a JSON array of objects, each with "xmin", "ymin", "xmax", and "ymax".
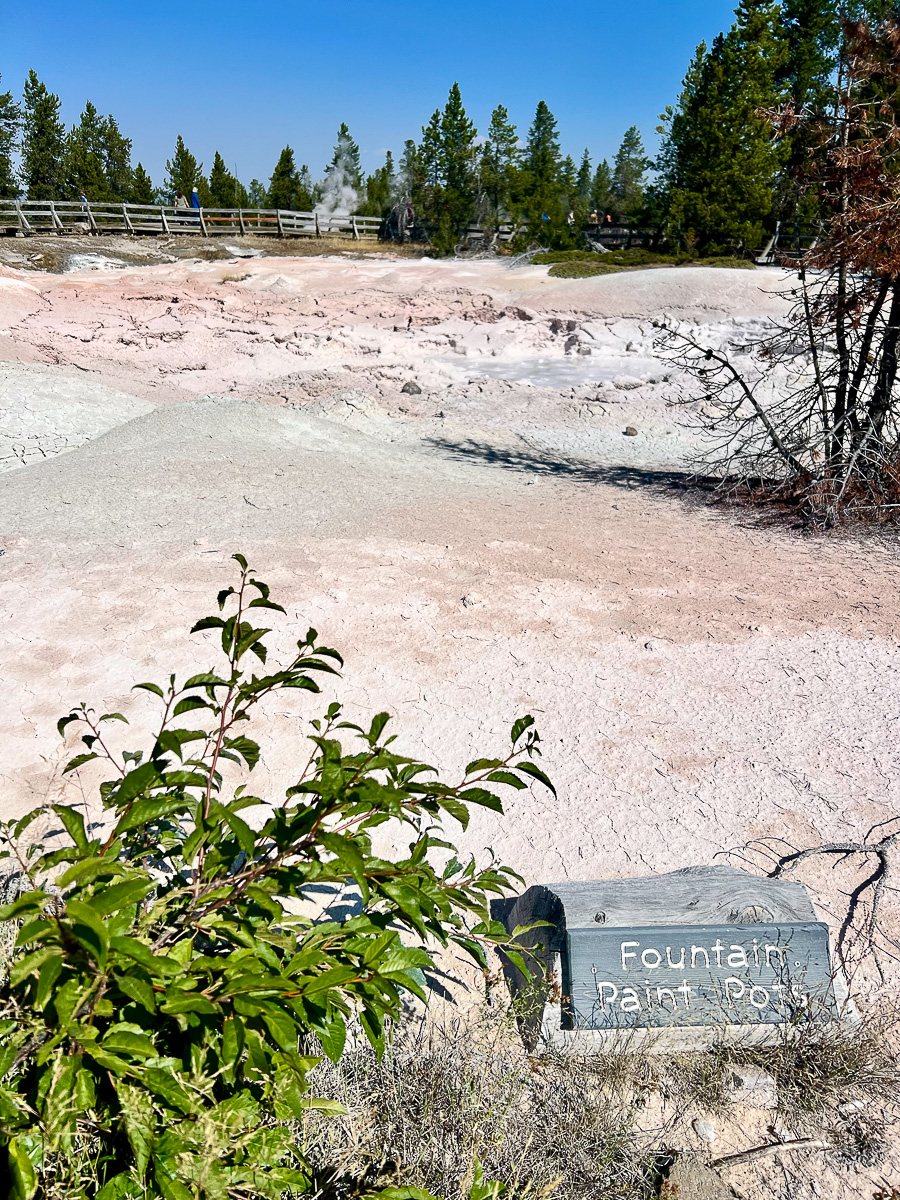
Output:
[{"xmin": 0, "ymin": 364, "xmax": 152, "ymax": 472}]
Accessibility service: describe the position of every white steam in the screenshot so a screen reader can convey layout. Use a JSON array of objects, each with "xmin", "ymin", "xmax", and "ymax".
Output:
[{"xmin": 316, "ymin": 136, "xmax": 360, "ymax": 217}]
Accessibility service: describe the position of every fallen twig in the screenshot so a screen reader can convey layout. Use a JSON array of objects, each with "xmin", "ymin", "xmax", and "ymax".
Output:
[{"xmin": 711, "ymin": 1138, "xmax": 831, "ymax": 1170}]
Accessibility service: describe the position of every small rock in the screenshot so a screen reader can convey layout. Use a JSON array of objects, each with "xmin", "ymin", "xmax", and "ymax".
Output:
[
  {"xmin": 461, "ymin": 592, "xmax": 484, "ymax": 608},
  {"xmin": 401, "ymin": 380, "xmax": 423, "ymax": 395},
  {"xmin": 564, "ymin": 335, "xmax": 579, "ymax": 353},
  {"xmin": 624, "ymin": 426, "xmax": 638, "ymax": 437},
  {"xmin": 612, "ymin": 374, "xmax": 644, "ymax": 390},
  {"xmin": 577, "ymin": 346, "xmax": 592, "ymax": 356},
  {"xmin": 728, "ymin": 1066, "xmax": 777, "ymax": 1110},
  {"xmin": 692, "ymin": 1118, "xmax": 717, "ymax": 1143}
]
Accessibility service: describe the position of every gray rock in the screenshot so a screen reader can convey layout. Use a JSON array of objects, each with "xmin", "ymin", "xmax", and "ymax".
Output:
[
  {"xmin": 624, "ymin": 426, "xmax": 638, "ymax": 436},
  {"xmin": 728, "ymin": 1066, "xmax": 777, "ymax": 1109},
  {"xmin": 613, "ymin": 375, "xmax": 644, "ymax": 390},
  {"xmin": 401, "ymin": 380, "xmax": 423, "ymax": 395},
  {"xmin": 693, "ymin": 1118, "xmax": 717, "ymax": 1143}
]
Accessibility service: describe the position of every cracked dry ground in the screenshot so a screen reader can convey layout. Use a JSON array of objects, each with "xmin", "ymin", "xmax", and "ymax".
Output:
[{"xmin": 0, "ymin": 253, "xmax": 898, "ymax": 1009}]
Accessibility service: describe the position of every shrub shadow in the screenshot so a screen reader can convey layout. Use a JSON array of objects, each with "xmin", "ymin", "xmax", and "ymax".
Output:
[{"xmin": 425, "ymin": 434, "xmax": 715, "ymax": 497}]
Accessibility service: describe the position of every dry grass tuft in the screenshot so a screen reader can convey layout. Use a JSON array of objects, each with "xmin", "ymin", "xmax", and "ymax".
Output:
[{"xmin": 298, "ymin": 1003, "xmax": 900, "ymax": 1200}]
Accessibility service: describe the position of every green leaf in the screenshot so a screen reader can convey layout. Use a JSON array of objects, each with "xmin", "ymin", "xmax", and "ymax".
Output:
[
  {"xmin": 89, "ymin": 878, "xmax": 155, "ymax": 917},
  {"xmin": 62, "ymin": 752, "xmax": 99, "ymax": 775},
  {"xmin": 142, "ymin": 1068, "xmax": 195, "ymax": 1115},
  {"xmin": 116, "ymin": 972, "xmax": 158, "ymax": 1013},
  {"xmin": 35, "ymin": 952, "xmax": 63, "ymax": 1009},
  {"xmin": 6, "ymin": 1137, "xmax": 37, "ymax": 1200},
  {"xmin": 183, "ymin": 672, "xmax": 228, "ymax": 688},
  {"xmin": 511, "ymin": 715, "xmax": 535, "ymax": 743},
  {"xmin": 103, "ymin": 1029, "xmax": 157, "ymax": 1058},
  {"xmin": 133, "ymin": 682, "xmax": 165, "ymax": 698},
  {"xmin": 190, "ymin": 616, "xmax": 226, "ymax": 634},
  {"xmin": 160, "ymin": 991, "xmax": 218, "ymax": 1016},
  {"xmin": 172, "ymin": 696, "xmax": 210, "ymax": 717},
  {"xmin": 459, "ymin": 787, "xmax": 504, "ymax": 813},
  {"xmin": 513, "ymin": 761, "xmax": 556, "ymax": 795},
  {"xmin": 114, "ymin": 796, "xmax": 187, "ymax": 835},
  {"xmin": 110, "ymin": 937, "xmax": 181, "ymax": 975},
  {"xmin": 51, "ymin": 804, "xmax": 91, "ymax": 851},
  {"xmin": 0, "ymin": 890, "xmax": 49, "ymax": 922},
  {"xmin": 64, "ymin": 899, "xmax": 110, "ymax": 966},
  {"xmin": 110, "ymin": 762, "xmax": 163, "ymax": 808},
  {"xmin": 485, "ymin": 770, "xmax": 527, "ymax": 790}
]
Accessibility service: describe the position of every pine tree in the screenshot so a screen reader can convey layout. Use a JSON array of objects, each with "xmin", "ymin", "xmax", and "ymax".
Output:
[
  {"xmin": 590, "ymin": 159, "xmax": 612, "ymax": 215},
  {"xmin": 657, "ymin": 0, "xmax": 787, "ymax": 252},
  {"xmin": 67, "ymin": 101, "xmax": 107, "ymax": 199},
  {"xmin": 520, "ymin": 100, "xmax": 566, "ymax": 238},
  {"xmin": 100, "ymin": 114, "xmax": 133, "ymax": 200},
  {"xmin": 480, "ymin": 104, "xmax": 520, "ymax": 219},
  {"xmin": 611, "ymin": 126, "xmax": 649, "ymax": 221},
  {"xmin": 131, "ymin": 163, "xmax": 155, "ymax": 204},
  {"xmin": 419, "ymin": 109, "xmax": 442, "ymax": 189},
  {"xmin": 165, "ymin": 135, "xmax": 203, "ymax": 200},
  {"xmin": 775, "ymin": 0, "xmax": 840, "ymax": 223},
  {"xmin": 0, "ymin": 74, "xmax": 22, "ymax": 198},
  {"xmin": 208, "ymin": 150, "xmax": 246, "ymax": 207},
  {"xmin": 21, "ymin": 70, "xmax": 67, "ymax": 200},
  {"xmin": 247, "ymin": 179, "xmax": 266, "ymax": 207},
  {"xmin": 266, "ymin": 146, "xmax": 311, "ymax": 210},
  {"xmin": 397, "ymin": 139, "xmax": 425, "ymax": 209},
  {"xmin": 417, "ymin": 84, "xmax": 477, "ymax": 251},
  {"xmin": 576, "ymin": 149, "xmax": 592, "ymax": 203},
  {"xmin": 360, "ymin": 150, "xmax": 394, "ymax": 217}
]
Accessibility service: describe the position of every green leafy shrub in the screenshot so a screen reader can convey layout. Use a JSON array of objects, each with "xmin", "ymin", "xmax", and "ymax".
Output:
[{"xmin": 0, "ymin": 556, "xmax": 551, "ymax": 1200}]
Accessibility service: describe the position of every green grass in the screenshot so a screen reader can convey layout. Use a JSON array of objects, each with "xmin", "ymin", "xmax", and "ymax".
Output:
[
  {"xmin": 548, "ymin": 261, "xmax": 629, "ymax": 278},
  {"xmin": 537, "ymin": 247, "xmax": 757, "ymax": 278}
]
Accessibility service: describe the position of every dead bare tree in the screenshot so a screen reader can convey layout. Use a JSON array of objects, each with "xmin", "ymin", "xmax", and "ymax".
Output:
[{"xmin": 657, "ymin": 16, "xmax": 900, "ymax": 526}]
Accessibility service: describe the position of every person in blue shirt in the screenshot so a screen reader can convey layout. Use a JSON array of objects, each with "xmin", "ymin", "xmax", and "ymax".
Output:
[{"xmin": 190, "ymin": 187, "xmax": 201, "ymax": 210}]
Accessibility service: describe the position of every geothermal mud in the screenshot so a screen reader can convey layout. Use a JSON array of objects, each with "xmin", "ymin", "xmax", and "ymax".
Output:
[{"xmin": 1, "ymin": 252, "xmax": 898, "ymax": 1000}]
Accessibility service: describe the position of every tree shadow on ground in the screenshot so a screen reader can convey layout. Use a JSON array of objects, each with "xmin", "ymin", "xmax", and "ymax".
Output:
[{"xmin": 425, "ymin": 434, "xmax": 717, "ymax": 498}]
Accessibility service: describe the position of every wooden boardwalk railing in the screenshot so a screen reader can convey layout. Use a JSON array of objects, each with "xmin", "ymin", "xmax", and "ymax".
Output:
[
  {"xmin": 0, "ymin": 199, "xmax": 653, "ymax": 252},
  {"xmin": 0, "ymin": 199, "xmax": 385, "ymax": 240}
]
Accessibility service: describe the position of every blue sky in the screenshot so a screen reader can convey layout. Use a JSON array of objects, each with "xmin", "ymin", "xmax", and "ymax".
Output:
[{"xmin": 4, "ymin": 1, "xmax": 739, "ymax": 187}]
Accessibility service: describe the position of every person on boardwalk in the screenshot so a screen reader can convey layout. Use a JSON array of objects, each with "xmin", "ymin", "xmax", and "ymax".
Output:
[
  {"xmin": 174, "ymin": 190, "xmax": 189, "ymax": 210},
  {"xmin": 190, "ymin": 187, "xmax": 201, "ymax": 210}
]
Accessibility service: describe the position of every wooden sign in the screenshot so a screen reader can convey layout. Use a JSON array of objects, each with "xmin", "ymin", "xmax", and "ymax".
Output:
[{"xmin": 566, "ymin": 921, "xmax": 836, "ymax": 1028}]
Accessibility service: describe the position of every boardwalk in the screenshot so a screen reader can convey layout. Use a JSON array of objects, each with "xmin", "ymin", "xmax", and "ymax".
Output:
[
  {"xmin": 0, "ymin": 198, "xmax": 652, "ymax": 250},
  {"xmin": 0, "ymin": 199, "xmax": 384, "ymax": 240}
]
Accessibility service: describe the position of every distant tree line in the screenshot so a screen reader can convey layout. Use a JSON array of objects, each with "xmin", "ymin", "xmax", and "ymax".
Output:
[
  {"xmin": 0, "ymin": 0, "xmax": 895, "ymax": 254},
  {"xmin": 0, "ymin": 66, "xmax": 649, "ymax": 254}
]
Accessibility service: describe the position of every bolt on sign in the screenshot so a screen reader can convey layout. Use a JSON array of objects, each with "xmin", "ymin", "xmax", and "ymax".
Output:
[{"xmin": 566, "ymin": 922, "xmax": 835, "ymax": 1028}]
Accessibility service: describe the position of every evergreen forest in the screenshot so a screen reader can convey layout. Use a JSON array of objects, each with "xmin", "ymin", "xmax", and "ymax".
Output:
[{"xmin": 0, "ymin": 0, "xmax": 894, "ymax": 254}]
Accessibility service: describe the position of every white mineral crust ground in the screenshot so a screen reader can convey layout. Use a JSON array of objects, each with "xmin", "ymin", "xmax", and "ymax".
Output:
[{"xmin": 1, "ymin": 254, "xmax": 898, "ymax": 985}]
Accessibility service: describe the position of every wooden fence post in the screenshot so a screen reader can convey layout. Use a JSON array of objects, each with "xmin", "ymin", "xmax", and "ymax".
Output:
[
  {"xmin": 239, "ymin": 208, "xmax": 246, "ymax": 235},
  {"xmin": 122, "ymin": 203, "xmax": 134, "ymax": 234},
  {"xmin": 276, "ymin": 209, "xmax": 284, "ymax": 237},
  {"xmin": 198, "ymin": 208, "xmax": 208, "ymax": 236},
  {"xmin": 160, "ymin": 207, "xmax": 170, "ymax": 234},
  {"xmin": 15, "ymin": 201, "xmax": 32, "ymax": 233}
]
